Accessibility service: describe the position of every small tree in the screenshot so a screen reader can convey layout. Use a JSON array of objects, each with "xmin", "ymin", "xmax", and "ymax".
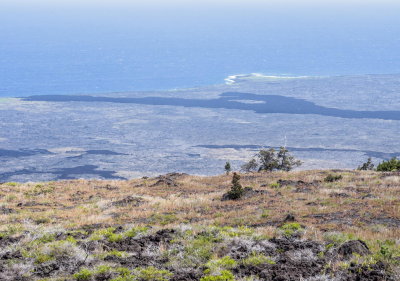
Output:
[
  {"xmin": 241, "ymin": 158, "xmax": 258, "ymax": 172},
  {"xmin": 227, "ymin": 172, "xmax": 243, "ymax": 199},
  {"xmin": 257, "ymin": 148, "xmax": 279, "ymax": 172},
  {"xmin": 277, "ymin": 146, "xmax": 302, "ymax": 171},
  {"xmin": 224, "ymin": 162, "xmax": 231, "ymax": 175},
  {"xmin": 357, "ymin": 157, "xmax": 374, "ymax": 171},
  {"xmin": 241, "ymin": 147, "xmax": 301, "ymax": 173}
]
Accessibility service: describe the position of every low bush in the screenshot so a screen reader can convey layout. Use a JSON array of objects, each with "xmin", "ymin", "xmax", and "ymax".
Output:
[
  {"xmin": 133, "ymin": 266, "xmax": 173, "ymax": 281},
  {"xmin": 324, "ymin": 174, "xmax": 342, "ymax": 182},
  {"xmin": 74, "ymin": 268, "xmax": 93, "ymax": 281},
  {"xmin": 376, "ymin": 157, "xmax": 400, "ymax": 172},
  {"xmin": 278, "ymin": 223, "xmax": 304, "ymax": 238}
]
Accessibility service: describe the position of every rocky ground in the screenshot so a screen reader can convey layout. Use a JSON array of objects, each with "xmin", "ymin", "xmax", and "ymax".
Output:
[{"xmin": 0, "ymin": 170, "xmax": 399, "ymax": 280}]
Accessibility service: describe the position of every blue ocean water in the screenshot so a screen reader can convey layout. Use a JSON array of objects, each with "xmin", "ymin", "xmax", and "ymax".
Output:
[{"xmin": 1, "ymin": 2, "xmax": 400, "ymax": 97}]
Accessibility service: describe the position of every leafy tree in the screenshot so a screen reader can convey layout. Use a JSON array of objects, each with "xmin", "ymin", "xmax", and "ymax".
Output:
[
  {"xmin": 257, "ymin": 148, "xmax": 279, "ymax": 172},
  {"xmin": 357, "ymin": 157, "xmax": 375, "ymax": 171},
  {"xmin": 241, "ymin": 158, "xmax": 258, "ymax": 172},
  {"xmin": 277, "ymin": 146, "xmax": 302, "ymax": 171},
  {"xmin": 249, "ymin": 147, "xmax": 301, "ymax": 172},
  {"xmin": 224, "ymin": 162, "xmax": 231, "ymax": 175},
  {"xmin": 376, "ymin": 157, "xmax": 400, "ymax": 172}
]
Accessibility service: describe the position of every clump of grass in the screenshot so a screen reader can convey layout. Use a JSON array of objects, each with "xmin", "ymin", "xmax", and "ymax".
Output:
[
  {"xmin": 99, "ymin": 250, "xmax": 127, "ymax": 259},
  {"xmin": 323, "ymin": 232, "xmax": 356, "ymax": 245},
  {"xmin": 25, "ymin": 184, "xmax": 55, "ymax": 196},
  {"xmin": 200, "ymin": 270, "xmax": 235, "ymax": 281},
  {"xmin": 201, "ymin": 256, "xmax": 237, "ymax": 281},
  {"xmin": 269, "ymin": 182, "xmax": 280, "ymax": 188},
  {"xmin": 149, "ymin": 213, "xmax": 177, "ymax": 226},
  {"xmin": 133, "ymin": 266, "xmax": 173, "ymax": 281},
  {"xmin": 324, "ymin": 174, "xmax": 342, "ymax": 182},
  {"xmin": 278, "ymin": 223, "xmax": 304, "ymax": 238},
  {"xmin": 205, "ymin": 256, "xmax": 237, "ymax": 272},
  {"xmin": 4, "ymin": 194, "xmax": 17, "ymax": 202},
  {"xmin": 73, "ymin": 268, "xmax": 93, "ymax": 281},
  {"xmin": 124, "ymin": 226, "xmax": 148, "ymax": 238},
  {"xmin": 376, "ymin": 239, "xmax": 400, "ymax": 264},
  {"xmin": 242, "ymin": 252, "xmax": 275, "ymax": 266},
  {"xmin": 260, "ymin": 209, "xmax": 270, "ymax": 218}
]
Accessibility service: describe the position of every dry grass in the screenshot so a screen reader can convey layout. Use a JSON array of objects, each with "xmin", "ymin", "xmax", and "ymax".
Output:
[{"xmin": 1, "ymin": 170, "xmax": 399, "ymax": 243}]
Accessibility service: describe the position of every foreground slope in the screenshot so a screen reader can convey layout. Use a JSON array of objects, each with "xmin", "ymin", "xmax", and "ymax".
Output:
[{"xmin": 0, "ymin": 170, "xmax": 399, "ymax": 280}]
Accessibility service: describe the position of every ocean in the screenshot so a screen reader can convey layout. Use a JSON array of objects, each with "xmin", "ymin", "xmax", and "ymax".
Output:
[{"xmin": 1, "ymin": 1, "xmax": 400, "ymax": 97}]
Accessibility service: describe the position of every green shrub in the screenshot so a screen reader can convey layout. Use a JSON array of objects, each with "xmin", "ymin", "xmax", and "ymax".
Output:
[
  {"xmin": 115, "ymin": 267, "xmax": 132, "ymax": 277},
  {"xmin": 376, "ymin": 157, "xmax": 400, "ymax": 172},
  {"xmin": 200, "ymin": 270, "xmax": 235, "ymax": 281},
  {"xmin": 73, "ymin": 268, "xmax": 93, "ymax": 281},
  {"xmin": 205, "ymin": 256, "xmax": 237, "ymax": 272},
  {"xmin": 89, "ymin": 227, "xmax": 117, "ymax": 241},
  {"xmin": 269, "ymin": 182, "xmax": 280, "ymax": 188},
  {"xmin": 134, "ymin": 266, "xmax": 173, "ymax": 281},
  {"xmin": 108, "ymin": 233, "xmax": 124, "ymax": 243},
  {"xmin": 33, "ymin": 233, "xmax": 56, "ymax": 244},
  {"xmin": 324, "ymin": 174, "xmax": 342, "ymax": 182},
  {"xmin": 34, "ymin": 253, "xmax": 54, "ymax": 264},
  {"xmin": 25, "ymin": 184, "xmax": 55, "ymax": 196},
  {"xmin": 323, "ymin": 232, "xmax": 356, "ymax": 245},
  {"xmin": 95, "ymin": 265, "xmax": 113, "ymax": 275},
  {"xmin": 111, "ymin": 276, "xmax": 135, "ymax": 281},
  {"xmin": 167, "ymin": 230, "xmax": 219, "ymax": 269},
  {"xmin": 124, "ymin": 226, "xmax": 148, "ymax": 238},
  {"xmin": 260, "ymin": 209, "xmax": 270, "ymax": 218},
  {"xmin": 278, "ymin": 223, "xmax": 304, "ymax": 237},
  {"xmin": 242, "ymin": 252, "xmax": 275, "ymax": 266},
  {"xmin": 100, "ymin": 250, "xmax": 127, "ymax": 259},
  {"xmin": 377, "ymin": 240, "xmax": 400, "ymax": 263}
]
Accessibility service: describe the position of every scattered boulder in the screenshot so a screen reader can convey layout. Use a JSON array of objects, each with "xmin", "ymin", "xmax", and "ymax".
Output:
[
  {"xmin": 0, "ymin": 206, "xmax": 15, "ymax": 214},
  {"xmin": 283, "ymin": 214, "xmax": 296, "ymax": 222},
  {"xmin": 94, "ymin": 184, "xmax": 119, "ymax": 190},
  {"xmin": 277, "ymin": 179, "xmax": 320, "ymax": 188},
  {"xmin": 330, "ymin": 192, "xmax": 350, "ymax": 198},
  {"xmin": 337, "ymin": 240, "xmax": 370, "ymax": 259},
  {"xmin": 150, "ymin": 173, "xmax": 187, "ymax": 187},
  {"xmin": 222, "ymin": 187, "xmax": 268, "ymax": 201},
  {"xmin": 293, "ymin": 187, "xmax": 313, "ymax": 193}
]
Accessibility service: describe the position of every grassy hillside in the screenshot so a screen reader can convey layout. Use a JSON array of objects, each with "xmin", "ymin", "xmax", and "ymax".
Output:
[{"xmin": 0, "ymin": 170, "xmax": 399, "ymax": 280}]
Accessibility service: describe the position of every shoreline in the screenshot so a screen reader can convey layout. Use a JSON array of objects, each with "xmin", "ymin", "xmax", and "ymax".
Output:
[{"xmin": 2, "ymin": 72, "xmax": 400, "ymax": 99}]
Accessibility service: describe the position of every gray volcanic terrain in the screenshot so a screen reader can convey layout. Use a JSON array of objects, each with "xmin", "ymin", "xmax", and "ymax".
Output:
[{"xmin": 1, "ymin": 74, "xmax": 400, "ymax": 182}]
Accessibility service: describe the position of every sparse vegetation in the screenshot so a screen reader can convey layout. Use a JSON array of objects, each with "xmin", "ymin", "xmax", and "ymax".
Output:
[{"xmin": 0, "ymin": 170, "xmax": 399, "ymax": 280}]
